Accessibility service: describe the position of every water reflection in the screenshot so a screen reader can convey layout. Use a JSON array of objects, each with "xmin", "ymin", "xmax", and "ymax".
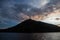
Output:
[{"xmin": 0, "ymin": 33, "xmax": 60, "ymax": 40}]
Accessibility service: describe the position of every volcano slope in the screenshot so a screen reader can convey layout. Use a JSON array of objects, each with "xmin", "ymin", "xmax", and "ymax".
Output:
[{"xmin": 0, "ymin": 19, "xmax": 60, "ymax": 32}]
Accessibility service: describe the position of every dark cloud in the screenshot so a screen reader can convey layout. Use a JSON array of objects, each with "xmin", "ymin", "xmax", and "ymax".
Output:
[{"xmin": 0, "ymin": 0, "xmax": 60, "ymax": 29}]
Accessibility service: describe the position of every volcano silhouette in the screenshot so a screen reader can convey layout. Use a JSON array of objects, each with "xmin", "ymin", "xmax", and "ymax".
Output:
[{"xmin": 0, "ymin": 19, "xmax": 60, "ymax": 32}]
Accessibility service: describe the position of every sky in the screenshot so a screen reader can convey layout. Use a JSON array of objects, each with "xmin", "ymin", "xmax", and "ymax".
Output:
[{"xmin": 0, "ymin": 0, "xmax": 60, "ymax": 29}]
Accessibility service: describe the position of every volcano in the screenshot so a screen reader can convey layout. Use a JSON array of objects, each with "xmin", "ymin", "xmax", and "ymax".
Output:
[{"xmin": 0, "ymin": 19, "xmax": 60, "ymax": 32}]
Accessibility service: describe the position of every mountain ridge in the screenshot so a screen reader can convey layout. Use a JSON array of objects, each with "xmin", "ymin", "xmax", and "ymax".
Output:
[{"xmin": 0, "ymin": 19, "xmax": 60, "ymax": 32}]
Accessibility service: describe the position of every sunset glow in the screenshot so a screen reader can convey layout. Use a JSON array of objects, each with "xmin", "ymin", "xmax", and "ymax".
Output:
[{"xmin": 21, "ymin": 9, "xmax": 60, "ymax": 26}]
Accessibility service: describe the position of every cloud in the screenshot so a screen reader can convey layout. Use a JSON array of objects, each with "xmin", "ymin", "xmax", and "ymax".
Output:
[
  {"xmin": 0, "ymin": 0, "xmax": 60, "ymax": 29},
  {"xmin": 30, "ymin": 0, "xmax": 50, "ymax": 8}
]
